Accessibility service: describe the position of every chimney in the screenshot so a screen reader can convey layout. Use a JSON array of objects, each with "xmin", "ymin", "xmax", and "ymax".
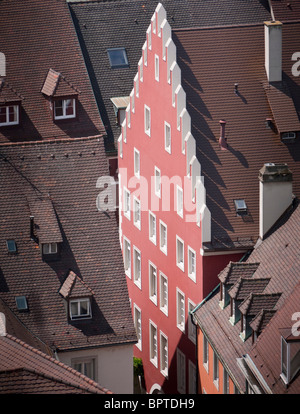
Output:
[
  {"xmin": 0, "ymin": 52, "xmax": 5, "ymax": 77},
  {"xmin": 259, "ymin": 163, "xmax": 293, "ymax": 238},
  {"xmin": 264, "ymin": 21, "xmax": 282, "ymax": 82},
  {"xmin": 219, "ymin": 120, "xmax": 228, "ymax": 150}
]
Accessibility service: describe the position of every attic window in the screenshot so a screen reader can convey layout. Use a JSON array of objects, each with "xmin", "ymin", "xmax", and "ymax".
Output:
[
  {"xmin": 54, "ymin": 98, "xmax": 76, "ymax": 120},
  {"xmin": 15, "ymin": 296, "xmax": 28, "ymax": 311},
  {"xmin": 107, "ymin": 48, "xmax": 129, "ymax": 69},
  {"xmin": 6, "ymin": 239, "xmax": 17, "ymax": 253},
  {"xmin": 0, "ymin": 104, "xmax": 19, "ymax": 126},
  {"xmin": 42, "ymin": 243, "xmax": 57, "ymax": 255},
  {"xmin": 234, "ymin": 199, "xmax": 247, "ymax": 215},
  {"xmin": 70, "ymin": 298, "xmax": 91, "ymax": 320},
  {"xmin": 281, "ymin": 132, "xmax": 296, "ymax": 143}
]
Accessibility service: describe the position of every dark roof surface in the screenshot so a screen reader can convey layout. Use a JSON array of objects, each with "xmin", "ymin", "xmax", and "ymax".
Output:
[
  {"xmin": 0, "ymin": 0, "xmax": 105, "ymax": 143},
  {"xmin": 270, "ymin": 0, "xmax": 300, "ymax": 21},
  {"xmin": 193, "ymin": 199, "xmax": 300, "ymax": 393},
  {"xmin": 173, "ymin": 22, "xmax": 300, "ymax": 249},
  {"xmin": 0, "ymin": 334, "xmax": 111, "ymax": 394},
  {"xmin": 69, "ymin": 0, "xmax": 271, "ymax": 153},
  {"xmin": 0, "ymin": 137, "xmax": 136, "ymax": 352}
]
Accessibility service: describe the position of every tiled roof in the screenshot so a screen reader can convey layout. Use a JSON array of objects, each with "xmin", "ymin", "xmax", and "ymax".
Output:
[
  {"xmin": 0, "ymin": 80, "xmax": 23, "ymax": 104},
  {"xmin": 41, "ymin": 68, "xmax": 79, "ymax": 98},
  {"xmin": 0, "ymin": 0, "xmax": 105, "ymax": 143},
  {"xmin": 193, "ymin": 199, "xmax": 300, "ymax": 393},
  {"xmin": 270, "ymin": 0, "xmax": 300, "ymax": 21},
  {"xmin": 218, "ymin": 262, "xmax": 260, "ymax": 284},
  {"xmin": 173, "ymin": 22, "xmax": 300, "ymax": 249},
  {"xmin": 238, "ymin": 292, "xmax": 281, "ymax": 316},
  {"xmin": 0, "ymin": 334, "xmax": 111, "ymax": 394},
  {"xmin": 59, "ymin": 271, "xmax": 94, "ymax": 299},
  {"xmin": 228, "ymin": 277, "xmax": 270, "ymax": 301},
  {"xmin": 69, "ymin": 0, "xmax": 271, "ymax": 153},
  {"xmin": 0, "ymin": 137, "xmax": 137, "ymax": 352}
]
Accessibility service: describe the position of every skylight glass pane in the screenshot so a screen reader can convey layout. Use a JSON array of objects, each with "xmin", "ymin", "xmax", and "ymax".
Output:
[
  {"xmin": 234, "ymin": 199, "xmax": 247, "ymax": 211},
  {"xmin": 107, "ymin": 48, "xmax": 129, "ymax": 68},
  {"xmin": 15, "ymin": 296, "xmax": 28, "ymax": 311},
  {"xmin": 6, "ymin": 239, "xmax": 16, "ymax": 253}
]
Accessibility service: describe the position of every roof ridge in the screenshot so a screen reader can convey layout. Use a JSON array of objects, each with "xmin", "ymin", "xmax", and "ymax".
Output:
[
  {"xmin": 0, "ymin": 135, "xmax": 103, "ymax": 148},
  {"xmin": 173, "ymin": 21, "xmax": 263, "ymax": 33}
]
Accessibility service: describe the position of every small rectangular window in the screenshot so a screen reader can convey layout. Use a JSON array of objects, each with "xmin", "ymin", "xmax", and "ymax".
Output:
[
  {"xmin": 15, "ymin": 296, "xmax": 28, "ymax": 311},
  {"xmin": 149, "ymin": 262, "xmax": 157, "ymax": 305},
  {"xmin": 70, "ymin": 298, "xmax": 91, "ymax": 320},
  {"xmin": 154, "ymin": 166, "xmax": 161, "ymax": 198},
  {"xmin": 159, "ymin": 220, "xmax": 167, "ymax": 255},
  {"xmin": 223, "ymin": 368, "xmax": 229, "ymax": 394},
  {"xmin": 150, "ymin": 321, "xmax": 158, "ymax": 367},
  {"xmin": 145, "ymin": 105, "xmax": 151, "ymax": 136},
  {"xmin": 164, "ymin": 122, "xmax": 171, "ymax": 153},
  {"xmin": 160, "ymin": 332, "xmax": 168, "ymax": 377},
  {"xmin": 234, "ymin": 199, "xmax": 247, "ymax": 215},
  {"xmin": 160, "ymin": 272, "xmax": 168, "ymax": 316},
  {"xmin": 177, "ymin": 349, "xmax": 186, "ymax": 394},
  {"xmin": 72, "ymin": 358, "xmax": 96, "ymax": 381},
  {"xmin": 0, "ymin": 105, "xmax": 19, "ymax": 126},
  {"xmin": 213, "ymin": 351, "xmax": 219, "ymax": 389},
  {"xmin": 133, "ymin": 247, "xmax": 141, "ymax": 288},
  {"xmin": 149, "ymin": 211, "xmax": 156, "ymax": 245},
  {"xmin": 188, "ymin": 247, "xmax": 196, "ymax": 282},
  {"xmin": 176, "ymin": 236, "xmax": 184, "ymax": 271},
  {"xmin": 134, "ymin": 148, "xmax": 140, "ymax": 178},
  {"xmin": 189, "ymin": 360, "xmax": 197, "ymax": 394},
  {"xmin": 133, "ymin": 197, "xmax": 141, "ymax": 230},
  {"xmin": 203, "ymin": 335, "xmax": 209, "ymax": 371},
  {"xmin": 54, "ymin": 98, "xmax": 76, "ymax": 120},
  {"xmin": 188, "ymin": 300, "xmax": 196, "ymax": 344},
  {"xmin": 123, "ymin": 188, "xmax": 131, "ymax": 220},
  {"xmin": 6, "ymin": 239, "xmax": 17, "ymax": 253},
  {"xmin": 134, "ymin": 304, "xmax": 142, "ymax": 350},
  {"xmin": 177, "ymin": 288, "xmax": 185, "ymax": 332},
  {"xmin": 43, "ymin": 243, "xmax": 57, "ymax": 255},
  {"xmin": 123, "ymin": 237, "xmax": 131, "ymax": 277},
  {"xmin": 177, "ymin": 186, "xmax": 183, "ymax": 218},
  {"xmin": 155, "ymin": 54, "xmax": 159, "ymax": 81},
  {"xmin": 107, "ymin": 47, "xmax": 129, "ymax": 68}
]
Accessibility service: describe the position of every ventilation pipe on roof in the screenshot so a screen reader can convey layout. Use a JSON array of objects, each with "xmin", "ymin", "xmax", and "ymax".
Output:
[
  {"xmin": 259, "ymin": 163, "xmax": 293, "ymax": 239},
  {"xmin": 219, "ymin": 120, "xmax": 228, "ymax": 150},
  {"xmin": 264, "ymin": 21, "xmax": 282, "ymax": 82}
]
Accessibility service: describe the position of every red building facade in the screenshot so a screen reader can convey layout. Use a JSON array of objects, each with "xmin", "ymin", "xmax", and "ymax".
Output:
[{"xmin": 118, "ymin": 4, "xmax": 243, "ymax": 393}]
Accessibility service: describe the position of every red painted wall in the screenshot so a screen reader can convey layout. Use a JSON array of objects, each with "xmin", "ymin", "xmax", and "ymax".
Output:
[{"xmin": 119, "ymin": 7, "xmax": 246, "ymax": 394}]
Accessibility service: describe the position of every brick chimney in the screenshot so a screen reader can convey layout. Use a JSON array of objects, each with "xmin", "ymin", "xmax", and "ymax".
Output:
[
  {"xmin": 259, "ymin": 163, "xmax": 293, "ymax": 238},
  {"xmin": 264, "ymin": 21, "xmax": 282, "ymax": 83}
]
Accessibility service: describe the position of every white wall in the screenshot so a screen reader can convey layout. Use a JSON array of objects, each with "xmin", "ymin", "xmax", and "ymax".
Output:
[{"xmin": 58, "ymin": 343, "xmax": 134, "ymax": 394}]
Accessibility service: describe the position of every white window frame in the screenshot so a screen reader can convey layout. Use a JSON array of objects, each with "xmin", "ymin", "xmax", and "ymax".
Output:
[
  {"xmin": 176, "ymin": 235, "xmax": 184, "ymax": 271},
  {"xmin": 72, "ymin": 357, "xmax": 96, "ymax": 381},
  {"xmin": 123, "ymin": 236, "xmax": 131, "ymax": 278},
  {"xmin": 123, "ymin": 187, "xmax": 131, "ymax": 220},
  {"xmin": 149, "ymin": 261, "xmax": 157, "ymax": 305},
  {"xmin": 176, "ymin": 288, "xmax": 185, "ymax": 332},
  {"xmin": 154, "ymin": 166, "xmax": 161, "ymax": 198},
  {"xmin": 42, "ymin": 243, "xmax": 58, "ymax": 255},
  {"xmin": 176, "ymin": 185, "xmax": 183, "ymax": 218},
  {"xmin": 213, "ymin": 351, "xmax": 219, "ymax": 390},
  {"xmin": 155, "ymin": 54, "xmax": 159, "ymax": 81},
  {"xmin": 134, "ymin": 148, "xmax": 140, "ymax": 178},
  {"xmin": 133, "ymin": 246, "xmax": 141, "ymax": 289},
  {"xmin": 134, "ymin": 304, "xmax": 142, "ymax": 350},
  {"xmin": 188, "ymin": 246, "xmax": 196, "ymax": 282},
  {"xmin": 149, "ymin": 320, "xmax": 158, "ymax": 367},
  {"xmin": 54, "ymin": 98, "xmax": 76, "ymax": 120},
  {"xmin": 0, "ymin": 104, "xmax": 19, "ymax": 126},
  {"xmin": 133, "ymin": 196, "xmax": 141, "ymax": 230},
  {"xmin": 164, "ymin": 121, "xmax": 171, "ymax": 153},
  {"xmin": 159, "ymin": 272, "xmax": 168, "ymax": 316},
  {"xmin": 159, "ymin": 220, "xmax": 167, "ymax": 255},
  {"xmin": 177, "ymin": 348, "xmax": 186, "ymax": 394},
  {"xmin": 144, "ymin": 105, "xmax": 151, "ymax": 136},
  {"xmin": 149, "ymin": 211, "xmax": 156, "ymax": 245},
  {"xmin": 188, "ymin": 299, "xmax": 196, "ymax": 344},
  {"xmin": 160, "ymin": 331, "xmax": 168, "ymax": 377},
  {"xmin": 70, "ymin": 298, "xmax": 92, "ymax": 320},
  {"xmin": 203, "ymin": 335, "xmax": 209, "ymax": 372}
]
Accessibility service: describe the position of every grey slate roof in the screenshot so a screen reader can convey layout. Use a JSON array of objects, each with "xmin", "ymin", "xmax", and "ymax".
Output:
[{"xmin": 68, "ymin": 0, "xmax": 271, "ymax": 154}]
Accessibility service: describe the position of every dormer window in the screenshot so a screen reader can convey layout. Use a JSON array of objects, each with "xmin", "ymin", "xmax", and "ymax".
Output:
[
  {"xmin": 70, "ymin": 298, "xmax": 91, "ymax": 320},
  {"xmin": 234, "ymin": 199, "xmax": 247, "ymax": 215},
  {"xmin": 42, "ymin": 242, "xmax": 57, "ymax": 255},
  {"xmin": 281, "ymin": 132, "xmax": 297, "ymax": 143},
  {"xmin": 0, "ymin": 104, "xmax": 19, "ymax": 126},
  {"xmin": 54, "ymin": 98, "xmax": 76, "ymax": 120}
]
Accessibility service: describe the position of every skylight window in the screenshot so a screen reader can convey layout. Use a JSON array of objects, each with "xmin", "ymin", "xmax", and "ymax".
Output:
[
  {"xmin": 6, "ymin": 239, "xmax": 17, "ymax": 253},
  {"xmin": 15, "ymin": 296, "xmax": 28, "ymax": 311},
  {"xmin": 107, "ymin": 48, "xmax": 129, "ymax": 68},
  {"xmin": 234, "ymin": 199, "xmax": 247, "ymax": 214}
]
